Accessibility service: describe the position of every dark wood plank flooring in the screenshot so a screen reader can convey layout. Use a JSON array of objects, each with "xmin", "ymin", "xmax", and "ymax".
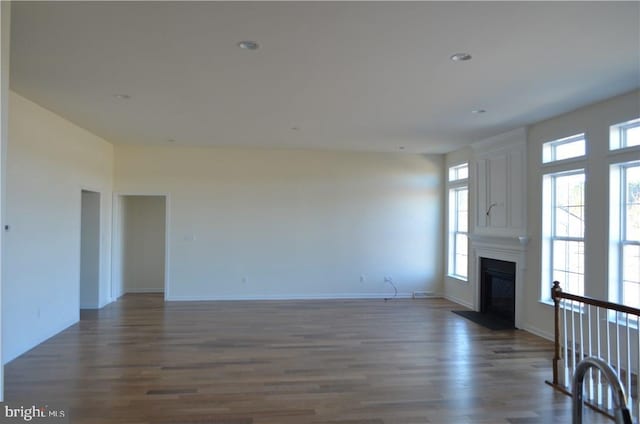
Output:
[{"xmin": 5, "ymin": 295, "xmax": 608, "ymax": 423}]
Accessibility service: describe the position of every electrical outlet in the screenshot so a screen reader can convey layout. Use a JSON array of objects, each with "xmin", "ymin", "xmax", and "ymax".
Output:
[
  {"xmin": 360, "ymin": 275, "xmax": 366, "ymax": 283},
  {"xmin": 241, "ymin": 276, "xmax": 248, "ymax": 284}
]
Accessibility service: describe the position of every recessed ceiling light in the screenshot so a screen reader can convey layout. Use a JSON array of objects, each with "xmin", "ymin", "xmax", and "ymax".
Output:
[
  {"xmin": 238, "ymin": 40, "xmax": 259, "ymax": 50},
  {"xmin": 450, "ymin": 53, "xmax": 472, "ymax": 62},
  {"xmin": 113, "ymin": 94, "xmax": 131, "ymax": 100},
  {"xmin": 167, "ymin": 138, "xmax": 176, "ymax": 143},
  {"xmin": 472, "ymin": 109, "xmax": 486, "ymax": 114},
  {"xmin": 291, "ymin": 126, "xmax": 300, "ymax": 131},
  {"xmin": 399, "ymin": 146, "xmax": 405, "ymax": 150}
]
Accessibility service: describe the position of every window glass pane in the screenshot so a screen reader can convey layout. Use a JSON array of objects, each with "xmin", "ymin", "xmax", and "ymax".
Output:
[
  {"xmin": 455, "ymin": 233, "xmax": 467, "ymax": 278},
  {"xmin": 622, "ymin": 244, "xmax": 640, "ymax": 308},
  {"xmin": 448, "ymin": 183, "xmax": 468, "ymax": 279},
  {"xmin": 456, "ymin": 188, "xmax": 468, "ymax": 232},
  {"xmin": 554, "ymin": 138, "xmax": 585, "ymax": 161},
  {"xmin": 611, "ymin": 118, "xmax": 640, "ymax": 150},
  {"xmin": 449, "ymin": 163, "xmax": 469, "ymax": 181},
  {"xmin": 457, "ymin": 165, "xmax": 468, "ymax": 180},
  {"xmin": 542, "ymin": 134, "xmax": 585, "ymax": 163},
  {"xmin": 625, "ymin": 125, "xmax": 640, "ymax": 148},
  {"xmin": 553, "ymin": 173, "xmax": 585, "ymax": 238},
  {"xmin": 625, "ymin": 165, "xmax": 640, "ymax": 242},
  {"xmin": 552, "ymin": 240, "xmax": 584, "ymax": 296}
]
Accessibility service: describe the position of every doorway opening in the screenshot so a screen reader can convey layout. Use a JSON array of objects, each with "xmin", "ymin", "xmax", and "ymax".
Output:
[
  {"xmin": 80, "ymin": 190, "xmax": 101, "ymax": 311},
  {"xmin": 116, "ymin": 195, "xmax": 167, "ymax": 296}
]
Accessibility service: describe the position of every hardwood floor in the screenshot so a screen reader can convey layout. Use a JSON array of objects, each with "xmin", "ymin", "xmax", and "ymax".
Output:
[{"xmin": 5, "ymin": 295, "xmax": 608, "ymax": 424}]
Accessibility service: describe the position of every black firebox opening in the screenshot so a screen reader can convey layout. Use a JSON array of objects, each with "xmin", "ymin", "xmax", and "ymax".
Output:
[{"xmin": 480, "ymin": 258, "xmax": 516, "ymax": 326}]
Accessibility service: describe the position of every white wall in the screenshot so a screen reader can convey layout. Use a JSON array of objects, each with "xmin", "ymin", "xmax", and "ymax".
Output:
[
  {"xmin": 80, "ymin": 190, "xmax": 100, "ymax": 308},
  {"xmin": 523, "ymin": 89, "xmax": 640, "ymax": 339},
  {"xmin": 114, "ymin": 145, "xmax": 444, "ymax": 300},
  {"xmin": 122, "ymin": 195, "xmax": 166, "ymax": 293},
  {"xmin": 0, "ymin": 0, "xmax": 10, "ymax": 399},
  {"xmin": 3, "ymin": 91, "xmax": 114, "ymax": 363}
]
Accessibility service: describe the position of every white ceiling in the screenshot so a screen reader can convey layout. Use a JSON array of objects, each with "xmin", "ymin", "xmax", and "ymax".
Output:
[{"xmin": 10, "ymin": 1, "xmax": 640, "ymax": 154}]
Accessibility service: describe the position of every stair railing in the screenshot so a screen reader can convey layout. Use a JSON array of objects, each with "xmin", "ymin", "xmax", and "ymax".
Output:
[{"xmin": 546, "ymin": 281, "xmax": 640, "ymax": 422}]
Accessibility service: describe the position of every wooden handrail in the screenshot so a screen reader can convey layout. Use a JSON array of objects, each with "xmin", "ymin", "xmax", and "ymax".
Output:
[{"xmin": 552, "ymin": 281, "xmax": 640, "ymax": 317}]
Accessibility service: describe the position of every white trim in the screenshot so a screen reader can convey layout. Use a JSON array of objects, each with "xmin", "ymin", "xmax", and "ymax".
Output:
[
  {"xmin": 125, "ymin": 288, "xmax": 164, "ymax": 294},
  {"xmin": 78, "ymin": 187, "xmax": 102, "ymax": 310},
  {"xmin": 447, "ymin": 184, "xmax": 469, "ymax": 279},
  {"xmin": 166, "ymin": 292, "xmax": 417, "ymax": 301},
  {"xmin": 0, "ymin": 0, "xmax": 11, "ymax": 396},
  {"xmin": 607, "ymin": 145, "xmax": 640, "ymax": 160},
  {"xmin": 521, "ymin": 324, "xmax": 554, "ymax": 342},
  {"xmin": 469, "ymin": 234, "xmax": 527, "ymax": 329},
  {"xmin": 444, "ymin": 293, "xmax": 473, "ymax": 309},
  {"xmin": 541, "ymin": 133, "xmax": 586, "ymax": 165},
  {"xmin": 447, "ymin": 274, "xmax": 468, "ymax": 284},
  {"xmin": 111, "ymin": 192, "xmax": 170, "ymax": 302}
]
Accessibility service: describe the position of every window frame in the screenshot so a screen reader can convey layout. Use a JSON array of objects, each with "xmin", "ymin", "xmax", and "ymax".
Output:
[
  {"xmin": 542, "ymin": 133, "xmax": 586, "ymax": 165},
  {"xmin": 610, "ymin": 160, "xmax": 640, "ymax": 309},
  {"xmin": 541, "ymin": 168, "xmax": 586, "ymax": 301},
  {"xmin": 449, "ymin": 163, "xmax": 469, "ymax": 182},
  {"xmin": 610, "ymin": 118, "xmax": 640, "ymax": 151},
  {"xmin": 447, "ymin": 163, "xmax": 469, "ymax": 281}
]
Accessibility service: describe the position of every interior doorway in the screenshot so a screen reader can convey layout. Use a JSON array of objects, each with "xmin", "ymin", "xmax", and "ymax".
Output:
[
  {"xmin": 80, "ymin": 190, "xmax": 101, "ymax": 309},
  {"xmin": 118, "ymin": 195, "xmax": 167, "ymax": 295}
]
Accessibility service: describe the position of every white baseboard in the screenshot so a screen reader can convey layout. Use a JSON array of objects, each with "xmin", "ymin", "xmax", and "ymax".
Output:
[
  {"xmin": 98, "ymin": 297, "xmax": 113, "ymax": 309},
  {"xmin": 166, "ymin": 292, "xmax": 416, "ymax": 301},
  {"xmin": 82, "ymin": 297, "xmax": 114, "ymax": 309},
  {"xmin": 443, "ymin": 293, "xmax": 474, "ymax": 309},
  {"xmin": 521, "ymin": 323, "xmax": 554, "ymax": 341},
  {"xmin": 125, "ymin": 288, "xmax": 164, "ymax": 294}
]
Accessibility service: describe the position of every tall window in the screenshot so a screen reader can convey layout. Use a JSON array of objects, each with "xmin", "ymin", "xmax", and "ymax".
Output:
[
  {"xmin": 620, "ymin": 164, "xmax": 640, "ymax": 308},
  {"xmin": 448, "ymin": 163, "xmax": 469, "ymax": 280},
  {"xmin": 542, "ymin": 167, "xmax": 586, "ymax": 298},
  {"xmin": 611, "ymin": 162, "xmax": 640, "ymax": 308}
]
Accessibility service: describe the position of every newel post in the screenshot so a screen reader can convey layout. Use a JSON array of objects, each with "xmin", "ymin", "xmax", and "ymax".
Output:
[{"xmin": 552, "ymin": 281, "xmax": 562, "ymax": 385}]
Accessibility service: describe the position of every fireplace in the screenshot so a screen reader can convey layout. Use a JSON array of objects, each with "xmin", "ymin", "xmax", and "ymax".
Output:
[{"xmin": 480, "ymin": 258, "xmax": 516, "ymax": 326}]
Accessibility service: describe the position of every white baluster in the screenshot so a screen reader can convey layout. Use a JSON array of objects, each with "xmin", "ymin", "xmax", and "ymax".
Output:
[
  {"xmin": 597, "ymin": 307, "xmax": 602, "ymax": 406},
  {"xmin": 563, "ymin": 299, "xmax": 569, "ymax": 388},
  {"xmin": 625, "ymin": 313, "xmax": 631, "ymax": 417},
  {"xmin": 587, "ymin": 305, "xmax": 593, "ymax": 402},
  {"xmin": 607, "ymin": 308, "xmax": 612, "ymax": 409},
  {"xmin": 572, "ymin": 300, "xmax": 577, "ymax": 380}
]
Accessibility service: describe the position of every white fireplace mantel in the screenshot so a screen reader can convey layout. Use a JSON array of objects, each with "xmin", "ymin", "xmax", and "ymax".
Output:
[{"xmin": 469, "ymin": 233, "xmax": 529, "ymax": 329}]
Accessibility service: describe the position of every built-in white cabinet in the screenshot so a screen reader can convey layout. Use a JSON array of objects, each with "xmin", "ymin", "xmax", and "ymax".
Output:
[{"xmin": 472, "ymin": 128, "xmax": 527, "ymax": 238}]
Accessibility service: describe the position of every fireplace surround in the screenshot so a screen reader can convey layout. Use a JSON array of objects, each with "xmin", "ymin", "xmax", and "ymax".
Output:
[
  {"xmin": 480, "ymin": 257, "xmax": 516, "ymax": 325},
  {"xmin": 469, "ymin": 234, "xmax": 528, "ymax": 329}
]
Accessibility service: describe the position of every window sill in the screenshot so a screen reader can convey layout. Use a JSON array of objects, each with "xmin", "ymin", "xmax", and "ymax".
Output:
[
  {"xmin": 608, "ymin": 145, "xmax": 640, "ymax": 156},
  {"xmin": 541, "ymin": 155, "xmax": 586, "ymax": 169},
  {"xmin": 447, "ymin": 275, "xmax": 468, "ymax": 283},
  {"xmin": 539, "ymin": 299, "xmax": 554, "ymax": 307}
]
